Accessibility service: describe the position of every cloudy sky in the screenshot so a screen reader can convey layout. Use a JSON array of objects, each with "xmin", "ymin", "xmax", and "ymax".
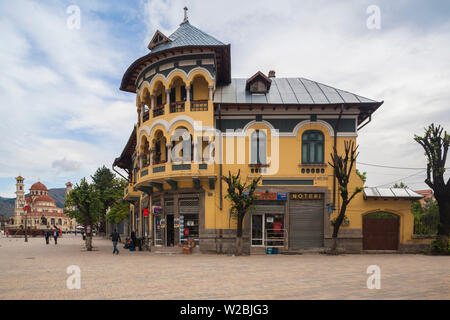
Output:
[{"xmin": 0, "ymin": 0, "xmax": 449, "ymax": 197}]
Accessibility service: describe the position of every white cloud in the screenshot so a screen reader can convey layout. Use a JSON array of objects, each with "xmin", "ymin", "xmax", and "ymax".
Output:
[
  {"xmin": 52, "ymin": 158, "xmax": 81, "ymax": 172},
  {"xmin": 1, "ymin": 0, "xmax": 449, "ymax": 197},
  {"xmin": 143, "ymin": 0, "xmax": 450, "ymax": 189},
  {"xmin": 0, "ymin": 0, "xmax": 136, "ymax": 197}
]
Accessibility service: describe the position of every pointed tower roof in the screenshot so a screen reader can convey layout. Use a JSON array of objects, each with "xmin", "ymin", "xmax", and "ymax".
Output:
[
  {"xmin": 150, "ymin": 21, "xmax": 225, "ymax": 53},
  {"xmin": 121, "ymin": 14, "xmax": 230, "ymax": 92}
]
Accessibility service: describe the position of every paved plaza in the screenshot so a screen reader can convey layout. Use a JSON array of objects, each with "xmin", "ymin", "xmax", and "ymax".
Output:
[{"xmin": 0, "ymin": 235, "xmax": 448, "ymax": 300}]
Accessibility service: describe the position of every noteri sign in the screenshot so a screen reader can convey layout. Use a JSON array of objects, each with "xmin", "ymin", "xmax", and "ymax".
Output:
[{"xmin": 290, "ymin": 193, "xmax": 323, "ymax": 200}]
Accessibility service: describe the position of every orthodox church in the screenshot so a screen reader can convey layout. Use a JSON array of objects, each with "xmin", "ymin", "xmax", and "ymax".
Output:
[{"xmin": 8, "ymin": 176, "xmax": 76, "ymax": 232}]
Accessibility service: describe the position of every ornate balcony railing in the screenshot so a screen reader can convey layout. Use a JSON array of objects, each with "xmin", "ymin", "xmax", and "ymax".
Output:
[
  {"xmin": 191, "ymin": 100, "xmax": 208, "ymax": 111},
  {"xmin": 153, "ymin": 105, "xmax": 165, "ymax": 117},
  {"xmin": 170, "ymin": 101, "xmax": 185, "ymax": 113}
]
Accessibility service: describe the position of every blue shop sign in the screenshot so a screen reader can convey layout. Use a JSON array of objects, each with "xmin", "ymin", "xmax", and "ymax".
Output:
[{"xmin": 276, "ymin": 192, "xmax": 288, "ymax": 200}]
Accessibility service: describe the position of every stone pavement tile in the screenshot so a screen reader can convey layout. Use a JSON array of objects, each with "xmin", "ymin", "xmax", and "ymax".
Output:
[{"xmin": 0, "ymin": 236, "xmax": 449, "ymax": 299}]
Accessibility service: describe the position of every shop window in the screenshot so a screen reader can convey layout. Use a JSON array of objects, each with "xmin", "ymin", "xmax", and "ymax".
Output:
[
  {"xmin": 182, "ymin": 214, "xmax": 199, "ymax": 242},
  {"xmin": 136, "ymin": 212, "xmax": 141, "ymax": 237},
  {"xmin": 251, "ymin": 213, "xmax": 285, "ymax": 247},
  {"xmin": 302, "ymin": 130, "xmax": 324, "ymax": 164},
  {"xmin": 250, "ymin": 130, "xmax": 267, "ymax": 165},
  {"xmin": 152, "ymin": 204, "xmax": 163, "ymax": 246}
]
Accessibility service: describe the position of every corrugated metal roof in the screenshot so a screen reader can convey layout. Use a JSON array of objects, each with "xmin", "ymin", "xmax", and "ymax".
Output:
[
  {"xmin": 364, "ymin": 187, "xmax": 423, "ymax": 199},
  {"xmin": 214, "ymin": 78, "xmax": 379, "ymax": 105},
  {"xmin": 152, "ymin": 21, "xmax": 224, "ymax": 53}
]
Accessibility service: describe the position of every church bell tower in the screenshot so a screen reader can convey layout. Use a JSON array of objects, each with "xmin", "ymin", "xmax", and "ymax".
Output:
[{"xmin": 14, "ymin": 176, "xmax": 25, "ymax": 218}]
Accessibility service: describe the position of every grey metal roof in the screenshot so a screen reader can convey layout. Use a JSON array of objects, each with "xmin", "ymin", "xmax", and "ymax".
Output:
[
  {"xmin": 214, "ymin": 78, "xmax": 379, "ymax": 105},
  {"xmin": 364, "ymin": 187, "xmax": 423, "ymax": 199},
  {"xmin": 152, "ymin": 21, "xmax": 224, "ymax": 53}
]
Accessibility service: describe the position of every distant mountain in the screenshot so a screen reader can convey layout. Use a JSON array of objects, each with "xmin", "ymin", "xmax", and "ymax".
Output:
[
  {"xmin": 48, "ymin": 188, "xmax": 66, "ymax": 208},
  {"xmin": 0, "ymin": 197, "xmax": 15, "ymax": 219},
  {"xmin": 0, "ymin": 188, "xmax": 66, "ymax": 219}
]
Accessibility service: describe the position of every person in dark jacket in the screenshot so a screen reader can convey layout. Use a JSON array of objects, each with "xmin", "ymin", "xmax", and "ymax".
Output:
[
  {"xmin": 53, "ymin": 229, "xmax": 59, "ymax": 244},
  {"xmin": 111, "ymin": 229, "xmax": 121, "ymax": 255},
  {"xmin": 130, "ymin": 231, "xmax": 137, "ymax": 249},
  {"xmin": 44, "ymin": 231, "xmax": 50, "ymax": 245}
]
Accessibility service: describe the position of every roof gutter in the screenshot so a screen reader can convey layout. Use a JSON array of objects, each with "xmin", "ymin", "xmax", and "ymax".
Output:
[{"xmin": 112, "ymin": 164, "xmax": 129, "ymax": 181}]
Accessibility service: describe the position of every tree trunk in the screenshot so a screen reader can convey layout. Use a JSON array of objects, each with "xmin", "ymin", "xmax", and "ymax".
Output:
[
  {"xmin": 331, "ymin": 237, "xmax": 338, "ymax": 253},
  {"xmin": 235, "ymin": 213, "xmax": 244, "ymax": 256},
  {"xmin": 235, "ymin": 237, "xmax": 243, "ymax": 256},
  {"xmin": 85, "ymin": 235, "xmax": 93, "ymax": 251},
  {"xmin": 330, "ymin": 201, "xmax": 348, "ymax": 254},
  {"xmin": 99, "ymin": 215, "xmax": 106, "ymax": 236},
  {"xmin": 435, "ymin": 196, "xmax": 450, "ymax": 253}
]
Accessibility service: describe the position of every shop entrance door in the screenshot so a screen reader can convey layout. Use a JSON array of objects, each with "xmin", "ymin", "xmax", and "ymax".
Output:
[{"xmin": 166, "ymin": 214, "xmax": 175, "ymax": 247}]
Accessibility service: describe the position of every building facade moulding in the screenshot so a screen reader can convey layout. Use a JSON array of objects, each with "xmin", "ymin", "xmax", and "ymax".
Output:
[{"xmin": 137, "ymin": 66, "xmax": 215, "ymax": 100}]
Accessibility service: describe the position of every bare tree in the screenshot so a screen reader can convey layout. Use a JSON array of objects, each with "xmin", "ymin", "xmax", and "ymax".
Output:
[
  {"xmin": 328, "ymin": 140, "xmax": 363, "ymax": 253},
  {"xmin": 414, "ymin": 124, "xmax": 450, "ymax": 253}
]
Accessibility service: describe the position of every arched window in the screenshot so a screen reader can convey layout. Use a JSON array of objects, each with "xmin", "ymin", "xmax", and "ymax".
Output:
[
  {"xmin": 302, "ymin": 130, "xmax": 324, "ymax": 164},
  {"xmin": 172, "ymin": 127, "xmax": 192, "ymax": 162},
  {"xmin": 251, "ymin": 130, "xmax": 267, "ymax": 165},
  {"xmin": 58, "ymin": 219, "xmax": 62, "ymax": 225},
  {"xmin": 153, "ymin": 130, "xmax": 167, "ymax": 164},
  {"xmin": 51, "ymin": 218, "xmax": 55, "ymax": 225}
]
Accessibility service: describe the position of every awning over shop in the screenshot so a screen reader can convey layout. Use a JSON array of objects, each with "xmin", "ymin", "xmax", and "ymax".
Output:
[{"xmin": 363, "ymin": 187, "xmax": 423, "ymax": 200}]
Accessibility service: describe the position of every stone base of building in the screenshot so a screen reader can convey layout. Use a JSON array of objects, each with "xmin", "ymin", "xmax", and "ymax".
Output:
[
  {"xmin": 323, "ymin": 237, "xmax": 363, "ymax": 253},
  {"xmin": 399, "ymin": 243, "xmax": 430, "ymax": 253},
  {"xmin": 200, "ymin": 229, "xmax": 251, "ymax": 255}
]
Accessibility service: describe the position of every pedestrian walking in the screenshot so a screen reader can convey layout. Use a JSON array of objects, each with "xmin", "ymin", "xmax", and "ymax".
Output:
[
  {"xmin": 44, "ymin": 231, "xmax": 50, "ymax": 244},
  {"xmin": 111, "ymin": 229, "xmax": 121, "ymax": 255},
  {"xmin": 53, "ymin": 229, "xmax": 58, "ymax": 245}
]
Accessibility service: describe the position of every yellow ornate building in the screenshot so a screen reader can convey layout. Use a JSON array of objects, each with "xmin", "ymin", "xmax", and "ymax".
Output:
[
  {"xmin": 114, "ymin": 11, "xmax": 422, "ymax": 253},
  {"xmin": 8, "ymin": 177, "xmax": 76, "ymax": 232}
]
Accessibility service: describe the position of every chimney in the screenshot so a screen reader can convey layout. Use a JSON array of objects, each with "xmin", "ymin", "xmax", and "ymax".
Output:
[{"xmin": 268, "ymin": 70, "xmax": 276, "ymax": 78}]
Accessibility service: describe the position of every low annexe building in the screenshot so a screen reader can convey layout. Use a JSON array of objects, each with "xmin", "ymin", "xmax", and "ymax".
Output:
[{"xmin": 113, "ymin": 11, "xmax": 422, "ymax": 254}]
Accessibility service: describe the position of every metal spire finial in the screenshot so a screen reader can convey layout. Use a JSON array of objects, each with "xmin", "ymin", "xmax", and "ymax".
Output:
[{"xmin": 183, "ymin": 6, "xmax": 188, "ymax": 23}]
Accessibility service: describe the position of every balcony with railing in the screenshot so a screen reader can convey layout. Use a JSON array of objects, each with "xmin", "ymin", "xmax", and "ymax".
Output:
[
  {"xmin": 153, "ymin": 105, "xmax": 165, "ymax": 117},
  {"xmin": 136, "ymin": 161, "xmax": 216, "ymax": 191},
  {"xmin": 190, "ymin": 100, "xmax": 208, "ymax": 111},
  {"xmin": 170, "ymin": 101, "xmax": 185, "ymax": 113},
  {"xmin": 124, "ymin": 183, "xmax": 140, "ymax": 201}
]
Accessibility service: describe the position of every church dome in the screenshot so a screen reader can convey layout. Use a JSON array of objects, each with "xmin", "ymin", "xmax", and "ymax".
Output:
[
  {"xmin": 30, "ymin": 182, "xmax": 48, "ymax": 191},
  {"xmin": 33, "ymin": 195, "xmax": 55, "ymax": 204}
]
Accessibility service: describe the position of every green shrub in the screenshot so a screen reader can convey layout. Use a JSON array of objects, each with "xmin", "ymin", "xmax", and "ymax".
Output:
[{"xmin": 430, "ymin": 238, "xmax": 450, "ymax": 255}]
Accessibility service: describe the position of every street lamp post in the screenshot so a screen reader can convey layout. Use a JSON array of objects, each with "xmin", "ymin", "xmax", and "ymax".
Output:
[{"xmin": 24, "ymin": 204, "xmax": 30, "ymax": 242}]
